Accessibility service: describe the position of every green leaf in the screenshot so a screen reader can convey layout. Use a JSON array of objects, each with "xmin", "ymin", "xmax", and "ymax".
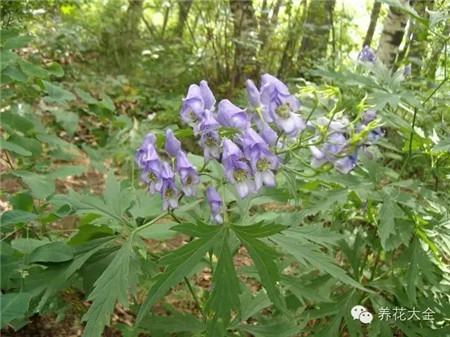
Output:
[
  {"xmin": 302, "ymin": 188, "xmax": 348, "ymax": 216},
  {"xmin": 140, "ymin": 312, "xmax": 204, "ymax": 334},
  {"xmin": 239, "ymin": 318, "xmax": 304, "ymax": 337},
  {"xmin": 206, "ymin": 229, "xmax": 240, "ymax": 325},
  {"xmin": 75, "ymin": 88, "xmax": 98, "ymax": 104},
  {"xmin": 2, "ymin": 35, "xmax": 32, "ymax": 49},
  {"xmin": 432, "ymin": 137, "xmax": 450, "ymax": 152},
  {"xmin": 1, "ymin": 112, "xmax": 35, "ymax": 133},
  {"xmin": 233, "ymin": 227, "xmax": 286, "ymax": 311},
  {"xmin": 378, "ymin": 195, "xmax": 404, "ymax": 251},
  {"xmin": 0, "ymin": 292, "xmax": 31, "ymax": 328},
  {"xmin": 14, "ymin": 172, "xmax": 55, "ymax": 199},
  {"xmin": 99, "ymin": 93, "xmax": 115, "ymax": 111},
  {"xmin": 37, "ymin": 237, "xmax": 113, "ymax": 310},
  {"xmin": 29, "ymin": 241, "xmax": 74, "ymax": 263},
  {"xmin": 82, "ymin": 240, "xmax": 137, "ymax": 337},
  {"xmin": 43, "ymin": 81, "xmax": 76, "ymax": 103},
  {"xmin": 137, "ymin": 222, "xmax": 177, "ymax": 241},
  {"xmin": 49, "ymin": 165, "xmax": 86, "ymax": 179},
  {"xmin": 1, "ymin": 210, "xmax": 37, "ymax": 227},
  {"xmin": 284, "ymin": 225, "xmax": 343, "ymax": 247},
  {"xmin": 11, "ymin": 238, "xmax": 49, "ymax": 255},
  {"xmin": 50, "ymin": 109, "xmax": 79, "ymax": 136},
  {"xmin": 135, "ymin": 227, "xmax": 223, "ymax": 326},
  {"xmin": 46, "ymin": 63, "xmax": 64, "ymax": 77},
  {"xmin": 272, "ymin": 236, "xmax": 365, "ymax": 290},
  {"xmin": 19, "ymin": 61, "xmax": 48, "ymax": 79},
  {"xmin": 0, "ymin": 139, "xmax": 32, "ymax": 156},
  {"xmin": 104, "ymin": 172, "xmax": 126, "ymax": 218},
  {"xmin": 232, "ymin": 222, "xmax": 286, "ymax": 238}
]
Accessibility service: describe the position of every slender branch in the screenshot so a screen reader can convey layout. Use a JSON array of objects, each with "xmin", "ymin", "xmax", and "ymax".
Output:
[{"xmin": 184, "ymin": 276, "xmax": 206, "ymax": 321}]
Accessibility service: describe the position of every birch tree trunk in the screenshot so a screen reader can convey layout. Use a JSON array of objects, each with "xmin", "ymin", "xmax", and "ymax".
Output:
[
  {"xmin": 363, "ymin": 1, "xmax": 382, "ymax": 47},
  {"xmin": 175, "ymin": 0, "xmax": 193, "ymax": 37},
  {"xmin": 376, "ymin": 1, "xmax": 409, "ymax": 67},
  {"xmin": 407, "ymin": 0, "xmax": 433, "ymax": 75},
  {"xmin": 298, "ymin": 0, "xmax": 336, "ymax": 76},
  {"xmin": 230, "ymin": 0, "xmax": 259, "ymax": 88}
]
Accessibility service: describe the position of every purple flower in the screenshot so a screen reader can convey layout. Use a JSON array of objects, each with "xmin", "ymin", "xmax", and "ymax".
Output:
[
  {"xmin": 222, "ymin": 139, "xmax": 254, "ymax": 198},
  {"xmin": 176, "ymin": 151, "xmax": 199, "ymax": 196},
  {"xmin": 362, "ymin": 110, "xmax": 377, "ymax": 124},
  {"xmin": 217, "ymin": 99, "xmax": 251, "ymax": 129},
  {"xmin": 259, "ymin": 74, "xmax": 305, "ymax": 137},
  {"xmin": 316, "ymin": 116, "xmax": 350, "ymax": 133},
  {"xmin": 207, "ymin": 187, "xmax": 223, "ymax": 224},
  {"xmin": 240, "ymin": 129, "xmax": 279, "ymax": 189},
  {"xmin": 257, "ymin": 120, "xmax": 278, "ymax": 146},
  {"xmin": 246, "ymin": 79, "xmax": 261, "ymax": 109},
  {"xmin": 310, "ymin": 133, "xmax": 348, "ymax": 169},
  {"xmin": 165, "ymin": 129, "xmax": 181, "ymax": 156},
  {"xmin": 200, "ymin": 130, "xmax": 221, "ymax": 161},
  {"xmin": 180, "ymin": 80, "xmax": 216, "ymax": 128},
  {"xmin": 334, "ymin": 153, "xmax": 358, "ymax": 174},
  {"xmin": 199, "ymin": 110, "xmax": 220, "ymax": 133},
  {"xmin": 199, "ymin": 80, "xmax": 216, "ymax": 110},
  {"xmin": 180, "ymin": 84, "xmax": 204, "ymax": 124},
  {"xmin": 159, "ymin": 161, "xmax": 179, "ymax": 210},
  {"xmin": 357, "ymin": 110, "xmax": 384, "ymax": 143},
  {"xmin": 358, "ymin": 46, "xmax": 376, "ymax": 63},
  {"xmin": 404, "ymin": 64, "xmax": 411, "ymax": 77},
  {"xmin": 136, "ymin": 133, "xmax": 163, "ymax": 193}
]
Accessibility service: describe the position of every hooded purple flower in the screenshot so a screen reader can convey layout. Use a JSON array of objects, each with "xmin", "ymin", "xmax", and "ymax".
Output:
[
  {"xmin": 334, "ymin": 153, "xmax": 358, "ymax": 174},
  {"xmin": 222, "ymin": 139, "xmax": 254, "ymax": 198},
  {"xmin": 358, "ymin": 46, "xmax": 376, "ymax": 63},
  {"xmin": 257, "ymin": 120, "xmax": 279, "ymax": 146},
  {"xmin": 246, "ymin": 79, "xmax": 261, "ymax": 109},
  {"xmin": 176, "ymin": 151, "xmax": 199, "ymax": 196},
  {"xmin": 357, "ymin": 110, "xmax": 384, "ymax": 143},
  {"xmin": 310, "ymin": 133, "xmax": 347, "ymax": 169},
  {"xmin": 207, "ymin": 187, "xmax": 223, "ymax": 224},
  {"xmin": 165, "ymin": 129, "xmax": 181, "ymax": 157},
  {"xmin": 217, "ymin": 99, "xmax": 251, "ymax": 129},
  {"xmin": 159, "ymin": 161, "xmax": 179, "ymax": 210},
  {"xmin": 200, "ymin": 130, "xmax": 221, "ymax": 161},
  {"xmin": 180, "ymin": 80, "xmax": 216, "ymax": 130},
  {"xmin": 259, "ymin": 74, "xmax": 305, "ymax": 137},
  {"xmin": 136, "ymin": 133, "xmax": 163, "ymax": 193},
  {"xmin": 240, "ymin": 128, "xmax": 279, "ymax": 189}
]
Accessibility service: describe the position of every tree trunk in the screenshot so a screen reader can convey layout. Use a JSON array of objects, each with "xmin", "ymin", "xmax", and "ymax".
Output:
[
  {"xmin": 425, "ymin": 23, "xmax": 449, "ymax": 79},
  {"xmin": 407, "ymin": 0, "xmax": 433, "ymax": 75},
  {"xmin": 297, "ymin": 0, "xmax": 336, "ymax": 76},
  {"xmin": 230, "ymin": 0, "xmax": 259, "ymax": 89},
  {"xmin": 175, "ymin": 0, "xmax": 193, "ymax": 37},
  {"xmin": 376, "ymin": 1, "xmax": 409, "ymax": 67},
  {"xmin": 259, "ymin": 0, "xmax": 282, "ymax": 47},
  {"xmin": 363, "ymin": 1, "xmax": 382, "ymax": 47},
  {"xmin": 278, "ymin": 0, "xmax": 306, "ymax": 77}
]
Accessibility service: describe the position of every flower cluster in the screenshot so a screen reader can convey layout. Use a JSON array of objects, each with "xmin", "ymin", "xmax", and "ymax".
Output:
[
  {"xmin": 136, "ymin": 129, "xmax": 199, "ymax": 210},
  {"xmin": 136, "ymin": 74, "xmax": 383, "ymax": 223},
  {"xmin": 358, "ymin": 45, "xmax": 377, "ymax": 63},
  {"xmin": 310, "ymin": 110, "xmax": 383, "ymax": 173}
]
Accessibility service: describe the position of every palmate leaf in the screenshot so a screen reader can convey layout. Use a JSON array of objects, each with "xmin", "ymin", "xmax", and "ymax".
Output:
[
  {"xmin": 272, "ymin": 235, "xmax": 365, "ymax": 290},
  {"xmin": 135, "ymin": 226, "xmax": 224, "ymax": 326},
  {"xmin": 378, "ymin": 194, "xmax": 405, "ymax": 251},
  {"xmin": 82, "ymin": 240, "xmax": 137, "ymax": 337},
  {"xmin": 206, "ymin": 228, "xmax": 240, "ymax": 327},
  {"xmin": 233, "ymin": 227, "xmax": 286, "ymax": 311},
  {"xmin": 37, "ymin": 237, "xmax": 114, "ymax": 310}
]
